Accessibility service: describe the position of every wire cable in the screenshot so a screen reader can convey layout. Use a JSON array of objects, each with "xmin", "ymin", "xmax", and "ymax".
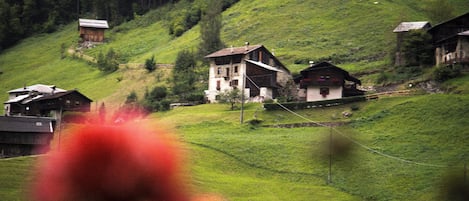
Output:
[{"xmin": 243, "ymin": 74, "xmax": 452, "ymax": 168}]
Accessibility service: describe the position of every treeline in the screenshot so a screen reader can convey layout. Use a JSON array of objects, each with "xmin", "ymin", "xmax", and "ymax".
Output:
[{"xmin": 0, "ymin": 0, "xmax": 175, "ymax": 51}]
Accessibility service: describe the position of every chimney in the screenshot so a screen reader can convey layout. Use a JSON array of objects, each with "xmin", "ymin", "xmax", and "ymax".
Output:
[
  {"xmin": 230, "ymin": 45, "xmax": 234, "ymax": 53},
  {"xmin": 245, "ymin": 42, "xmax": 249, "ymax": 51}
]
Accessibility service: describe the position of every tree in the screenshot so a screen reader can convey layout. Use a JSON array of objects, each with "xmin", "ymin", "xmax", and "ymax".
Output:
[
  {"xmin": 145, "ymin": 55, "xmax": 157, "ymax": 72},
  {"xmin": 143, "ymin": 86, "xmax": 170, "ymax": 112},
  {"xmin": 172, "ymin": 50, "xmax": 196, "ymax": 100},
  {"xmin": 218, "ymin": 88, "xmax": 242, "ymax": 110},
  {"xmin": 401, "ymin": 30, "xmax": 434, "ymax": 67},
  {"xmin": 198, "ymin": 0, "xmax": 224, "ymax": 59}
]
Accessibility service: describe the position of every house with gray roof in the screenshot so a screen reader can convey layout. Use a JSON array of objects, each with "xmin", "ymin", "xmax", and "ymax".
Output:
[{"xmin": 4, "ymin": 84, "xmax": 92, "ymax": 117}]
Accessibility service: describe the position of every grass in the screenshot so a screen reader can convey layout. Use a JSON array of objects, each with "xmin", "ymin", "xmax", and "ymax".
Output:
[
  {"xmin": 1, "ymin": 0, "xmax": 469, "ymax": 200},
  {"xmin": 1, "ymin": 94, "xmax": 469, "ymax": 200}
]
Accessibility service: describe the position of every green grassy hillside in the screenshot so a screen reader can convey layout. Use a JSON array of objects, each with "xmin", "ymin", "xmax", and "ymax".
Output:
[
  {"xmin": 1, "ymin": 0, "xmax": 469, "ymax": 200},
  {"xmin": 2, "ymin": 94, "xmax": 468, "ymax": 200},
  {"xmin": 1, "ymin": 0, "xmax": 469, "ymax": 106}
]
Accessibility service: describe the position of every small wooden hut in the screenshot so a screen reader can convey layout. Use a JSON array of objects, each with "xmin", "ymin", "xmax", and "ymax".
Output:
[{"xmin": 79, "ymin": 18, "xmax": 109, "ymax": 43}]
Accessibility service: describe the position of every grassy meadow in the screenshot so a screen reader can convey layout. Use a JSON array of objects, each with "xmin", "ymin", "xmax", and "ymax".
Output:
[
  {"xmin": 2, "ymin": 94, "xmax": 468, "ymax": 200},
  {"xmin": 1, "ymin": 0, "xmax": 469, "ymax": 200}
]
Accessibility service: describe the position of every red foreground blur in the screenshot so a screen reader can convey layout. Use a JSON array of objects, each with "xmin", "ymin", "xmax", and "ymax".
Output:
[{"xmin": 30, "ymin": 121, "xmax": 189, "ymax": 201}]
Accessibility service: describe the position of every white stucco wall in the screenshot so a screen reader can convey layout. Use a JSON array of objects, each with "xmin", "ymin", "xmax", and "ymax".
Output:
[
  {"xmin": 306, "ymin": 86, "xmax": 342, "ymax": 102},
  {"xmin": 206, "ymin": 62, "xmax": 246, "ymax": 103}
]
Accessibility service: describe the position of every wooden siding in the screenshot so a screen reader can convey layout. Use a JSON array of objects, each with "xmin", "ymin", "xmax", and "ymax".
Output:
[{"xmin": 80, "ymin": 27, "xmax": 106, "ymax": 42}]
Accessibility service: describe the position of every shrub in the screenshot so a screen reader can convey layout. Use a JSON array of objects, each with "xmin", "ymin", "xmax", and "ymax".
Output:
[
  {"xmin": 145, "ymin": 55, "xmax": 156, "ymax": 72},
  {"xmin": 432, "ymin": 65, "xmax": 462, "ymax": 82}
]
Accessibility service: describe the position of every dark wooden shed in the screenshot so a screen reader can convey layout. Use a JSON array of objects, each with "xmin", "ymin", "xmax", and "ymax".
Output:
[
  {"xmin": 79, "ymin": 18, "xmax": 109, "ymax": 43},
  {"xmin": 0, "ymin": 116, "xmax": 55, "ymax": 158},
  {"xmin": 6, "ymin": 90, "xmax": 92, "ymax": 117}
]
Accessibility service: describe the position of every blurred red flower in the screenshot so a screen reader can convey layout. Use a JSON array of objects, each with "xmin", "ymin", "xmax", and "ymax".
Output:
[{"xmin": 30, "ymin": 122, "xmax": 189, "ymax": 201}]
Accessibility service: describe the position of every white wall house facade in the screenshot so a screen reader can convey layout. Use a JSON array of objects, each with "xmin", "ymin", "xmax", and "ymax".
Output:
[
  {"xmin": 296, "ymin": 62, "xmax": 364, "ymax": 102},
  {"xmin": 205, "ymin": 44, "xmax": 291, "ymax": 103}
]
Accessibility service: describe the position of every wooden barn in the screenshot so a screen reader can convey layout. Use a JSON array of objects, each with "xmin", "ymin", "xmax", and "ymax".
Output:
[
  {"xmin": 4, "ymin": 84, "xmax": 92, "ymax": 117},
  {"xmin": 393, "ymin": 21, "xmax": 432, "ymax": 66},
  {"xmin": 79, "ymin": 18, "xmax": 109, "ymax": 43},
  {"xmin": 295, "ymin": 62, "xmax": 364, "ymax": 102},
  {"xmin": 205, "ymin": 44, "xmax": 291, "ymax": 103},
  {"xmin": 0, "ymin": 116, "xmax": 55, "ymax": 158},
  {"xmin": 428, "ymin": 12, "xmax": 469, "ymax": 66}
]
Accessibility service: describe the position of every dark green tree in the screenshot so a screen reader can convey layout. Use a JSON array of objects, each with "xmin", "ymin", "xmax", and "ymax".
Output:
[
  {"xmin": 172, "ymin": 50, "xmax": 196, "ymax": 100},
  {"xmin": 145, "ymin": 55, "xmax": 157, "ymax": 72},
  {"xmin": 198, "ymin": 0, "xmax": 224, "ymax": 59},
  {"xmin": 401, "ymin": 30, "xmax": 434, "ymax": 67}
]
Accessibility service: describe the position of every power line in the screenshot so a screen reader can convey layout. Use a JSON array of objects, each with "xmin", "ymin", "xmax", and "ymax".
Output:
[{"xmin": 243, "ymin": 74, "xmax": 454, "ymax": 168}]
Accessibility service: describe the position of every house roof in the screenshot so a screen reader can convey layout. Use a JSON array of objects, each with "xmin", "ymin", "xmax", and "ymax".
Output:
[
  {"xmin": 299, "ymin": 62, "xmax": 362, "ymax": 85},
  {"xmin": 0, "ymin": 116, "xmax": 54, "ymax": 133},
  {"xmin": 8, "ymin": 84, "xmax": 66, "ymax": 94},
  {"xmin": 245, "ymin": 60, "xmax": 282, "ymax": 72},
  {"xmin": 79, "ymin": 18, "xmax": 109, "ymax": 29},
  {"xmin": 428, "ymin": 11, "xmax": 469, "ymax": 33},
  {"xmin": 205, "ymin": 44, "xmax": 264, "ymax": 58},
  {"xmin": 393, "ymin": 21, "xmax": 431, "ymax": 33},
  {"xmin": 35, "ymin": 90, "xmax": 93, "ymax": 102}
]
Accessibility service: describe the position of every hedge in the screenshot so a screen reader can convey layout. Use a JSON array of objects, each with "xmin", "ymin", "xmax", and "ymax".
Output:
[{"xmin": 263, "ymin": 96, "xmax": 367, "ymax": 111}]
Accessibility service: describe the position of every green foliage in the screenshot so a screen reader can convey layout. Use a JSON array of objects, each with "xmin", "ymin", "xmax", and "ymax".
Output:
[
  {"xmin": 218, "ymin": 88, "xmax": 242, "ymax": 110},
  {"xmin": 144, "ymin": 55, "xmax": 156, "ymax": 72},
  {"xmin": 143, "ymin": 86, "xmax": 170, "ymax": 112},
  {"xmin": 198, "ymin": 0, "xmax": 224, "ymax": 59},
  {"xmin": 96, "ymin": 48, "xmax": 120, "ymax": 73},
  {"xmin": 264, "ymin": 96, "xmax": 367, "ymax": 111},
  {"xmin": 172, "ymin": 50, "xmax": 196, "ymax": 100},
  {"xmin": 432, "ymin": 64, "xmax": 462, "ymax": 82},
  {"xmin": 401, "ymin": 30, "xmax": 434, "ymax": 67},
  {"xmin": 125, "ymin": 90, "xmax": 138, "ymax": 104}
]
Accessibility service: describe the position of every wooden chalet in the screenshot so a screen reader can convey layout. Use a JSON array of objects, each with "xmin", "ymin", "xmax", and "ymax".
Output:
[
  {"xmin": 428, "ymin": 12, "xmax": 469, "ymax": 66},
  {"xmin": 295, "ymin": 62, "xmax": 364, "ymax": 102},
  {"xmin": 0, "ymin": 116, "xmax": 55, "ymax": 157},
  {"xmin": 205, "ymin": 44, "xmax": 291, "ymax": 102},
  {"xmin": 393, "ymin": 21, "xmax": 432, "ymax": 66},
  {"xmin": 4, "ymin": 84, "xmax": 92, "ymax": 117},
  {"xmin": 79, "ymin": 18, "xmax": 109, "ymax": 43}
]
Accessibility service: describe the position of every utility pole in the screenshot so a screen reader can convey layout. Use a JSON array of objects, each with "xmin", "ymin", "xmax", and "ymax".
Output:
[
  {"xmin": 240, "ymin": 73, "xmax": 245, "ymax": 124},
  {"xmin": 328, "ymin": 126, "xmax": 333, "ymax": 184}
]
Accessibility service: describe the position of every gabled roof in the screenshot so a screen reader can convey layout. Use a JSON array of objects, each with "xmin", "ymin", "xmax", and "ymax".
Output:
[
  {"xmin": 0, "ymin": 116, "xmax": 54, "ymax": 133},
  {"xmin": 79, "ymin": 18, "xmax": 109, "ymax": 29},
  {"xmin": 393, "ymin": 21, "xmax": 431, "ymax": 33},
  {"xmin": 299, "ymin": 62, "xmax": 361, "ymax": 85},
  {"xmin": 35, "ymin": 90, "xmax": 93, "ymax": 102},
  {"xmin": 428, "ymin": 12, "xmax": 469, "ymax": 32},
  {"xmin": 8, "ymin": 84, "xmax": 66, "ymax": 94},
  {"xmin": 205, "ymin": 44, "xmax": 264, "ymax": 58}
]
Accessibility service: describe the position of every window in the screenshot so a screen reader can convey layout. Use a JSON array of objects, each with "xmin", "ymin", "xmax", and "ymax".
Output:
[
  {"xmin": 225, "ymin": 67, "xmax": 230, "ymax": 77},
  {"xmin": 320, "ymin": 87, "xmax": 329, "ymax": 97},
  {"xmin": 217, "ymin": 67, "xmax": 222, "ymax": 75},
  {"xmin": 216, "ymin": 80, "xmax": 221, "ymax": 91},
  {"xmin": 234, "ymin": 66, "xmax": 238, "ymax": 74},
  {"xmin": 231, "ymin": 79, "xmax": 239, "ymax": 87}
]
